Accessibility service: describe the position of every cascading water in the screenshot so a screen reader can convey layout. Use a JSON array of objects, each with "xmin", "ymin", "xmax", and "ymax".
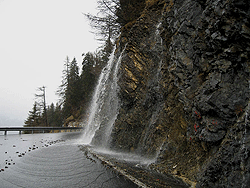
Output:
[
  {"xmin": 82, "ymin": 17, "xmax": 166, "ymax": 164},
  {"xmin": 82, "ymin": 46, "xmax": 125, "ymax": 147},
  {"xmin": 241, "ymin": 82, "xmax": 250, "ymax": 187},
  {"xmin": 136, "ymin": 20, "xmax": 165, "ymax": 159}
]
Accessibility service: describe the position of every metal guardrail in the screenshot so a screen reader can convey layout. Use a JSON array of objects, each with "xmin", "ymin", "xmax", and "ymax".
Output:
[{"xmin": 0, "ymin": 127, "xmax": 84, "ymax": 135}]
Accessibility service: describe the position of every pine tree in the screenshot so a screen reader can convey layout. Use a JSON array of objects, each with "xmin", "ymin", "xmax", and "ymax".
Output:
[
  {"xmin": 24, "ymin": 102, "xmax": 42, "ymax": 127},
  {"xmin": 66, "ymin": 57, "xmax": 81, "ymax": 116},
  {"xmin": 57, "ymin": 56, "xmax": 70, "ymax": 105},
  {"xmin": 84, "ymin": 0, "xmax": 120, "ymax": 45},
  {"xmin": 47, "ymin": 103, "xmax": 63, "ymax": 127},
  {"xmin": 47, "ymin": 103, "xmax": 55, "ymax": 127},
  {"xmin": 57, "ymin": 57, "xmax": 81, "ymax": 120},
  {"xmin": 100, "ymin": 38, "xmax": 114, "ymax": 64},
  {"xmin": 81, "ymin": 53, "xmax": 99, "ymax": 100},
  {"xmin": 54, "ymin": 103, "xmax": 63, "ymax": 127}
]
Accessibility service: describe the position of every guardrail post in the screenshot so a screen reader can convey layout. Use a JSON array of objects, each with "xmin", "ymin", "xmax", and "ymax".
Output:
[
  {"xmin": 19, "ymin": 131, "xmax": 21, "ymax": 135},
  {"xmin": 4, "ymin": 131, "xmax": 7, "ymax": 135}
]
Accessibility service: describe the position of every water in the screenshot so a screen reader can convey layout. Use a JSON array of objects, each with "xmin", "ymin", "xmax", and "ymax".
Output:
[
  {"xmin": 82, "ymin": 46, "xmax": 126, "ymax": 147},
  {"xmin": 240, "ymin": 80, "xmax": 250, "ymax": 187},
  {"xmin": 91, "ymin": 148, "xmax": 155, "ymax": 166},
  {"xmin": 82, "ymin": 19, "xmax": 166, "ymax": 160},
  {"xmin": 81, "ymin": 49, "xmax": 115, "ymax": 144},
  {"xmin": 0, "ymin": 132, "xmax": 137, "ymax": 188},
  {"xmin": 136, "ymin": 20, "xmax": 165, "ymax": 159},
  {"xmin": 81, "ymin": 17, "xmax": 165, "ymax": 163},
  {"xmin": 241, "ymin": 101, "xmax": 250, "ymax": 188}
]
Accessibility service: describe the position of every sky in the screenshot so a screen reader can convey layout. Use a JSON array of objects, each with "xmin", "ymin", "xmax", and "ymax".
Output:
[{"xmin": 0, "ymin": 0, "xmax": 99, "ymax": 127}]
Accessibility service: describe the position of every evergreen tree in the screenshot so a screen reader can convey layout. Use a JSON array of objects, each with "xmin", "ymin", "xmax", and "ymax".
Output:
[
  {"xmin": 80, "ymin": 53, "xmax": 99, "ymax": 102},
  {"xmin": 24, "ymin": 86, "xmax": 49, "ymax": 128},
  {"xmin": 47, "ymin": 103, "xmax": 55, "ymax": 127},
  {"xmin": 24, "ymin": 102, "xmax": 42, "ymax": 127},
  {"xmin": 57, "ymin": 56, "xmax": 70, "ymax": 105},
  {"xmin": 85, "ymin": 1, "xmax": 120, "ymax": 43},
  {"xmin": 85, "ymin": 0, "xmax": 146, "ymax": 38},
  {"xmin": 100, "ymin": 38, "xmax": 114, "ymax": 64},
  {"xmin": 47, "ymin": 103, "xmax": 63, "ymax": 127},
  {"xmin": 54, "ymin": 103, "xmax": 63, "ymax": 127},
  {"xmin": 57, "ymin": 57, "xmax": 81, "ymax": 120},
  {"xmin": 65, "ymin": 57, "xmax": 81, "ymax": 117}
]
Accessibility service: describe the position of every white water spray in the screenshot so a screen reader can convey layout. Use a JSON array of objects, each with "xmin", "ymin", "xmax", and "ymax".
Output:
[{"xmin": 82, "ymin": 46, "xmax": 126, "ymax": 146}]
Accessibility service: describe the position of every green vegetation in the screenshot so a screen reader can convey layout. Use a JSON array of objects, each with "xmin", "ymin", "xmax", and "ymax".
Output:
[{"xmin": 24, "ymin": 0, "xmax": 147, "ymax": 128}]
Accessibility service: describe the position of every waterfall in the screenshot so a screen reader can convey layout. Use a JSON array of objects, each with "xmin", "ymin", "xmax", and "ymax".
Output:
[
  {"xmin": 136, "ymin": 20, "xmax": 164, "ymax": 158},
  {"xmin": 241, "ymin": 94, "xmax": 250, "ymax": 187},
  {"xmin": 82, "ymin": 46, "xmax": 125, "ymax": 146}
]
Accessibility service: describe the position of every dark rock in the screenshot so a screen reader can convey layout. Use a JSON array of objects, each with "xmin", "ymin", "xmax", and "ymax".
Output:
[{"xmin": 89, "ymin": 0, "xmax": 250, "ymax": 186}]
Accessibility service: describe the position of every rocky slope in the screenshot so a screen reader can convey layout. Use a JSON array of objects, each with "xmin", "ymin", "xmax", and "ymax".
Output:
[{"xmin": 107, "ymin": 0, "xmax": 250, "ymax": 186}]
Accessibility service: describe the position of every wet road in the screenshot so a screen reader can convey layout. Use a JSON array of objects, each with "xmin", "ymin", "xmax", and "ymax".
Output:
[{"xmin": 0, "ymin": 132, "xmax": 138, "ymax": 188}]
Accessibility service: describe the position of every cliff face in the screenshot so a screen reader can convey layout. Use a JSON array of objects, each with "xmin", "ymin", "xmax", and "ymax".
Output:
[{"xmin": 109, "ymin": 0, "xmax": 250, "ymax": 186}]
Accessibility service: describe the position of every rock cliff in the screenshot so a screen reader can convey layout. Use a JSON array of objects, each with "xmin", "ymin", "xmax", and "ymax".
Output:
[{"xmin": 107, "ymin": 0, "xmax": 250, "ymax": 186}]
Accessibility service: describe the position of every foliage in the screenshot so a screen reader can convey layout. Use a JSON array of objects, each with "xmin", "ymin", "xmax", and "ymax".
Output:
[
  {"xmin": 79, "ymin": 52, "xmax": 104, "ymax": 115},
  {"xmin": 56, "ymin": 53, "xmax": 104, "ymax": 124},
  {"xmin": 24, "ymin": 101, "xmax": 63, "ymax": 134},
  {"xmin": 84, "ymin": 0, "xmax": 120, "ymax": 43},
  {"xmin": 57, "ymin": 57, "xmax": 81, "ymax": 119},
  {"xmin": 85, "ymin": 0, "xmax": 146, "ymax": 40},
  {"xmin": 47, "ymin": 103, "xmax": 63, "ymax": 127},
  {"xmin": 24, "ymin": 87, "xmax": 49, "ymax": 128},
  {"xmin": 24, "ymin": 0, "xmax": 147, "ymax": 128},
  {"xmin": 24, "ymin": 102, "xmax": 42, "ymax": 127}
]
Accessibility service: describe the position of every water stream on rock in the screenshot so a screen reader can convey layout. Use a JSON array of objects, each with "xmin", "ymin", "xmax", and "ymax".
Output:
[
  {"xmin": 80, "ymin": 44, "xmax": 157, "ymax": 166},
  {"xmin": 136, "ymin": 20, "xmax": 165, "ymax": 159},
  {"xmin": 82, "ymin": 19, "xmax": 166, "ymax": 164},
  {"xmin": 81, "ymin": 16, "xmax": 168, "ymax": 168},
  {"xmin": 82, "ymin": 46, "xmax": 126, "ymax": 147},
  {"xmin": 241, "ymin": 86, "xmax": 250, "ymax": 187}
]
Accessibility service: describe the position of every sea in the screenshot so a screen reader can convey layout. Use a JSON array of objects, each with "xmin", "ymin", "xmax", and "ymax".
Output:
[{"xmin": 0, "ymin": 132, "xmax": 138, "ymax": 188}]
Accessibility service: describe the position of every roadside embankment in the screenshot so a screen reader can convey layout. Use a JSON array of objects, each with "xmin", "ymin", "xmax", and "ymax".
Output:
[{"xmin": 79, "ymin": 145, "xmax": 190, "ymax": 188}]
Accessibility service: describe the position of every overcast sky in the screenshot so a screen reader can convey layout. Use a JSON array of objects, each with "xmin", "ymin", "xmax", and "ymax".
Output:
[{"xmin": 0, "ymin": 0, "xmax": 99, "ymax": 127}]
